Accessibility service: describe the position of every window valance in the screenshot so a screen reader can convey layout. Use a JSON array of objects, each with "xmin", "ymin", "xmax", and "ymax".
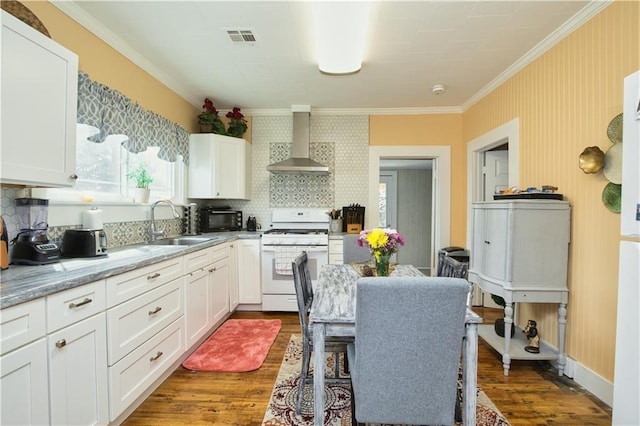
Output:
[{"xmin": 77, "ymin": 71, "xmax": 189, "ymax": 165}]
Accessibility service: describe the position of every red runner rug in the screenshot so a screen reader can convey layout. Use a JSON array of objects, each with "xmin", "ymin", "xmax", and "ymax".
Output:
[{"xmin": 183, "ymin": 319, "xmax": 282, "ymax": 372}]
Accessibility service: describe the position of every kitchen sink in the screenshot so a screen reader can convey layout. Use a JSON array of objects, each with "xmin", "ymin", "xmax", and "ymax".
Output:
[{"xmin": 146, "ymin": 236, "xmax": 219, "ymax": 246}]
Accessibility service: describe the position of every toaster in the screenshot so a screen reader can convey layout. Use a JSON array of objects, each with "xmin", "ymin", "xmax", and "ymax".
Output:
[{"xmin": 61, "ymin": 229, "xmax": 108, "ymax": 258}]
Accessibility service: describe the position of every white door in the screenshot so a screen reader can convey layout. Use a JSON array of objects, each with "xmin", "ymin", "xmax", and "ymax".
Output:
[
  {"xmin": 479, "ymin": 149, "xmax": 509, "ymax": 307},
  {"xmin": 484, "ymin": 150, "xmax": 509, "ymax": 199}
]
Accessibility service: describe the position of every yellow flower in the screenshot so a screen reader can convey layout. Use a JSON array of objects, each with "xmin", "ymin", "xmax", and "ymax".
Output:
[{"xmin": 366, "ymin": 228, "xmax": 389, "ymax": 250}]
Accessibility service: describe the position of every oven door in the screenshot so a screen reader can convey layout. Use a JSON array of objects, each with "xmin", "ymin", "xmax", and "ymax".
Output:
[{"xmin": 261, "ymin": 245, "xmax": 328, "ymax": 311}]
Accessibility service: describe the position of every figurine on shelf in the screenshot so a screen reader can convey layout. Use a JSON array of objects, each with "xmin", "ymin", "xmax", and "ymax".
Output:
[{"xmin": 524, "ymin": 319, "xmax": 540, "ymax": 353}]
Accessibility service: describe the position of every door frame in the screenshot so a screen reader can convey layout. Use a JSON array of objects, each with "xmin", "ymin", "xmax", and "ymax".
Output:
[
  {"xmin": 466, "ymin": 118, "xmax": 519, "ymax": 251},
  {"xmin": 378, "ymin": 170, "xmax": 398, "ymax": 228},
  {"xmin": 369, "ymin": 145, "xmax": 450, "ymax": 271}
]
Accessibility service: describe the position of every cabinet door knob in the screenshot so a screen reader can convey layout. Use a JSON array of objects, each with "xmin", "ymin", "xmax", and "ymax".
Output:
[
  {"xmin": 69, "ymin": 174, "xmax": 78, "ymax": 180},
  {"xmin": 149, "ymin": 351, "xmax": 163, "ymax": 362},
  {"xmin": 69, "ymin": 297, "xmax": 92, "ymax": 309},
  {"xmin": 55, "ymin": 339, "xmax": 67, "ymax": 349},
  {"xmin": 148, "ymin": 306, "xmax": 162, "ymax": 315}
]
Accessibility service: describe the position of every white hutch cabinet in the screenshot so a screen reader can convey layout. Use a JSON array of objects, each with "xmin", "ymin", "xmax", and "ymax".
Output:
[
  {"xmin": 188, "ymin": 134, "xmax": 251, "ymax": 199},
  {"xmin": 469, "ymin": 200, "xmax": 570, "ymax": 376}
]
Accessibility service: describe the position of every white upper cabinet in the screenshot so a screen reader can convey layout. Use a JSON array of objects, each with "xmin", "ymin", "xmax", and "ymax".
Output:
[
  {"xmin": 1, "ymin": 11, "xmax": 79, "ymax": 187},
  {"xmin": 188, "ymin": 134, "xmax": 251, "ymax": 199}
]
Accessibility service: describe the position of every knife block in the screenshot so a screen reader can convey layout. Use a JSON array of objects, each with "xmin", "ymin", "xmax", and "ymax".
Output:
[{"xmin": 342, "ymin": 206, "xmax": 365, "ymax": 234}]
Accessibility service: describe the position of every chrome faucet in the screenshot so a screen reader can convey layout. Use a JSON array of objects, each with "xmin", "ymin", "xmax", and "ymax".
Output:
[{"xmin": 150, "ymin": 200, "xmax": 181, "ymax": 241}]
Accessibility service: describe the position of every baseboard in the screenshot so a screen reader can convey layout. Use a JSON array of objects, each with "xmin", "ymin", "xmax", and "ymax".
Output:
[{"xmin": 552, "ymin": 357, "xmax": 613, "ymax": 407}]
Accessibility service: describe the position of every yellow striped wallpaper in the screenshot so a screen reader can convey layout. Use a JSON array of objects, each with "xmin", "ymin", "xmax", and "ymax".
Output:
[{"xmin": 463, "ymin": 1, "xmax": 639, "ymax": 381}]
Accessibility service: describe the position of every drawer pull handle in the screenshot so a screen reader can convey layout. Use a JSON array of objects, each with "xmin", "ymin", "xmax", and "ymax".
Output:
[
  {"xmin": 149, "ymin": 351, "xmax": 163, "ymax": 362},
  {"xmin": 147, "ymin": 272, "xmax": 161, "ymax": 280},
  {"xmin": 149, "ymin": 306, "xmax": 162, "ymax": 315},
  {"xmin": 484, "ymin": 240, "xmax": 491, "ymax": 244},
  {"xmin": 69, "ymin": 298, "xmax": 92, "ymax": 309},
  {"xmin": 55, "ymin": 339, "xmax": 67, "ymax": 349},
  {"xmin": 209, "ymin": 267, "xmax": 216, "ymax": 272}
]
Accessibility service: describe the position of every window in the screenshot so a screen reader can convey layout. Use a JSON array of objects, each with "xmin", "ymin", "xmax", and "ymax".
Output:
[{"xmin": 35, "ymin": 124, "xmax": 183, "ymax": 204}]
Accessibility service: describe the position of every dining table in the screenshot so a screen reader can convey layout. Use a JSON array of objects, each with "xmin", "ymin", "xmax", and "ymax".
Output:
[{"xmin": 309, "ymin": 263, "xmax": 483, "ymax": 426}]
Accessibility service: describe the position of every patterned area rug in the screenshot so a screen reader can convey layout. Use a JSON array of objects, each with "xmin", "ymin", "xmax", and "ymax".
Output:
[{"xmin": 262, "ymin": 335, "xmax": 510, "ymax": 426}]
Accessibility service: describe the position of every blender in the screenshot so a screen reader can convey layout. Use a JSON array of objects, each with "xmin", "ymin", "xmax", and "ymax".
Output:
[{"xmin": 11, "ymin": 198, "xmax": 60, "ymax": 265}]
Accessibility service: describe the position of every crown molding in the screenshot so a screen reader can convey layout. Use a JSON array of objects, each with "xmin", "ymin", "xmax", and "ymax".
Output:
[{"xmin": 462, "ymin": 0, "xmax": 612, "ymax": 111}]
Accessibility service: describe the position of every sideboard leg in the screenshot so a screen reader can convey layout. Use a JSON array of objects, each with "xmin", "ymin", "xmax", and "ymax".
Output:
[
  {"xmin": 557, "ymin": 303, "xmax": 567, "ymax": 376},
  {"xmin": 502, "ymin": 304, "xmax": 514, "ymax": 376}
]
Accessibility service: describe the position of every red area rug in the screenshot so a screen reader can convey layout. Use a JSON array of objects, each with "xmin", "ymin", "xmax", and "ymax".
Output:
[{"xmin": 182, "ymin": 319, "xmax": 282, "ymax": 372}]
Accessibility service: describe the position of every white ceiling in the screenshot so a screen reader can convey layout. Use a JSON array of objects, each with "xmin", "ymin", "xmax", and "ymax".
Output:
[{"xmin": 56, "ymin": 1, "xmax": 608, "ymax": 114}]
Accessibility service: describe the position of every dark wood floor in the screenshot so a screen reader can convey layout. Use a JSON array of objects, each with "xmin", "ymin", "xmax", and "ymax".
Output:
[{"xmin": 123, "ymin": 309, "xmax": 612, "ymax": 425}]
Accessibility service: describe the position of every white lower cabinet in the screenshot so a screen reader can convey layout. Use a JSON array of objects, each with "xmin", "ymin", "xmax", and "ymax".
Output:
[
  {"xmin": 108, "ymin": 318, "xmax": 184, "ymax": 420},
  {"xmin": 210, "ymin": 255, "xmax": 230, "ymax": 326},
  {"xmin": 0, "ymin": 338, "xmax": 49, "ymax": 425},
  {"xmin": 328, "ymin": 236, "xmax": 344, "ymax": 264},
  {"xmin": 48, "ymin": 313, "xmax": 108, "ymax": 425},
  {"xmin": 236, "ymin": 239, "xmax": 261, "ymax": 304},
  {"xmin": 228, "ymin": 242, "xmax": 239, "ymax": 311},
  {"xmin": 184, "ymin": 267, "xmax": 212, "ymax": 348}
]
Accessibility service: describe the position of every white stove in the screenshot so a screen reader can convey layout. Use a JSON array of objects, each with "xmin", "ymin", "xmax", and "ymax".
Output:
[
  {"xmin": 261, "ymin": 208, "xmax": 330, "ymax": 312},
  {"xmin": 262, "ymin": 208, "xmax": 330, "ymax": 246}
]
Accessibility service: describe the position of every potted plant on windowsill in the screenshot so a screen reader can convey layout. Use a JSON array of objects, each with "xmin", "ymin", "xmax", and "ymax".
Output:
[
  {"xmin": 127, "ymin": 164, "xmax": 153, "ymax": 203},
  {"xmin": 492, "ymin": 294, "xmax": 515, "ymax": 338}
]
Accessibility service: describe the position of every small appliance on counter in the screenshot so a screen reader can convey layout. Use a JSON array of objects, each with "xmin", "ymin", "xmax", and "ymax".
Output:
[
  {"xmin": 11, "ymin": 198, "xmax": 60, "ymax": 265},
  {"xmin": 61, "ymin": 229, "xmax": 108, "ymax": 258},
  {"xmin": 199, "ymin": 206, "xmax": 243, "ymax": 232},
  {"xmin": 246, "ymin": 215, "xmax": 259, "ymax": 232}
]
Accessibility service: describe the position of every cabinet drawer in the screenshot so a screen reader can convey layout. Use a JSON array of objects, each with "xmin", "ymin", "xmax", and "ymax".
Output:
[
  {"xmin": 0, "ymin": 298, "xmax": 46, "ymax": 355},
  {"xmin": 262, "ymin": 294, "xmax": 297, "ymax": 312},
  {"xmin": 211, "ymin": 243, "xmax": 228, "ymax": 263},
  {"xmin": 329, "ymin": 239, "xmax": 343, "ymax": 254},
  {"xmin": 184, "ymin": 248, "xmax": 211, "ymax": 273},
  {"xmin": 46, "ymin": 280, "xmax": 106, "ymax": 332},
  {"xmin": 329, "ymin": 254, "xmax": 343, "ymax": 265},
  {"xmin": 106, "ymin": 256, "xmax": 184, "ymax": 308},
  {"xmin": 108, "ymin": 318, "xmax": 184, "ymax": 421},
  {"xmin": 107, "ymin": 278, "xmax": 184, "ymax": 365}
]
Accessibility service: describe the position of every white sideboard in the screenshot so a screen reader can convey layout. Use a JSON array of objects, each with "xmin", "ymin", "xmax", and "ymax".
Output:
[{"xmin": 469, "ymin": 199, "xmax": 570, "ymax": 376}]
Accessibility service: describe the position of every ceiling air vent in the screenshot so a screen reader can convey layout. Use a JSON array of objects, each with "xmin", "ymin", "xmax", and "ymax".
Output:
[{"xmin": 227, "ymin": 30, "xmax": 256, "ymax": 44}]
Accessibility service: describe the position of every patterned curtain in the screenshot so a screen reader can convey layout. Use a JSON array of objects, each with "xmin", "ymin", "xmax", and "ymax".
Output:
[{"xmin": 77, "ymin": 71, "xmax": 189, "ymax": 165}]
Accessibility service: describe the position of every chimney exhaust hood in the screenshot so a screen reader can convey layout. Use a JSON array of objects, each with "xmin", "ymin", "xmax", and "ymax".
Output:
[{"xmin": 266, "ymin": 107, "xmax": 329, "ymax": 175}]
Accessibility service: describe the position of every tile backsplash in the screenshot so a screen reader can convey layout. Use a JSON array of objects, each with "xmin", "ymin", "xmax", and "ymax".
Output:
[{"xmin": 1, "ymin": 114, "xmax": 370, "ymax": 242}]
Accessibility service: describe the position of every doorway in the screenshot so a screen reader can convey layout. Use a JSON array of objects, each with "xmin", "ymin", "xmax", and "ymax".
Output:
[
  {"xmin": 369, "ymin": 146, "xmax": 451, "ymax": 274},
  {"xmin": 379, "ymin": 162, "xmax": 432, "ymax": 274},
  {"xmin": 466, "ymin": 118, "xmax": 519, "ymax": 306}
]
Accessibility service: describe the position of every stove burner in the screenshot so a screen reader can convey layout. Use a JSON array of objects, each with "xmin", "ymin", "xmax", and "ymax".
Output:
[{"xmin": 264, "ymin": 228, "xmax": 328, "ymax": 235}]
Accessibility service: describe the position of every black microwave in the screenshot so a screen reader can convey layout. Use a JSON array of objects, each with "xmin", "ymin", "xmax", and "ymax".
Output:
[{"xmin": 200, "ymin": 208, "xmax": 243, "ymax": 232}]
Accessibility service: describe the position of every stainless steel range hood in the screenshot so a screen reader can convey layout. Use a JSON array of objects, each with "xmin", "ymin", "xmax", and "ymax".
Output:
[{"xmin": 266, "ymin": 109, "xmax": 329, "ymax": 175}]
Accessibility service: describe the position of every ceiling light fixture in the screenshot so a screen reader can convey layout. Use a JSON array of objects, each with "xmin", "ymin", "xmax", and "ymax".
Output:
[{"xmin": 312, "ymin": 2, "xmax": 371, "ymax": 75}]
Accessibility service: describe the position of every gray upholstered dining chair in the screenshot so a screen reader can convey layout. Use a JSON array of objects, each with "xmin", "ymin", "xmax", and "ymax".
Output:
[
  {"xmin": 292, "ymin": 252, "xmax": 351, "ymax": 414},
  {"xmin": 342, "ymin": 234, "xmax": 371, "ymax": 263},
  {"xmin": 347, "ymin": 276, "xmax": 470, "ymax": 425}
]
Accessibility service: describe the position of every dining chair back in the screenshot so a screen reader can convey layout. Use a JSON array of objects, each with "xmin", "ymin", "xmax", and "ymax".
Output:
[
  {"xmin": 348, "ymin": 276, "xmax": 470, "ymax": 425},
  {"xmin": 292, "ymin": 252, "xmax": 351, "ymax": 414},
  {"xmin": 343, "ymin": 234, "xmax": 371, "ymax": 264}
]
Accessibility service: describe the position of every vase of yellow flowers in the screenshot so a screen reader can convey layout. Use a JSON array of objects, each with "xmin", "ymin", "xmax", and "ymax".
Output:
[{"xmin": 357, "ymin": 228, "xmax": 405, "ymax": 276}]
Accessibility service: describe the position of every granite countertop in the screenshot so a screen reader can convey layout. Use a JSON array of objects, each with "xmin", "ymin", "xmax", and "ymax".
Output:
[{"xmin": 0, "ymin": 231, "xmax": 262, "ymax": 310}]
